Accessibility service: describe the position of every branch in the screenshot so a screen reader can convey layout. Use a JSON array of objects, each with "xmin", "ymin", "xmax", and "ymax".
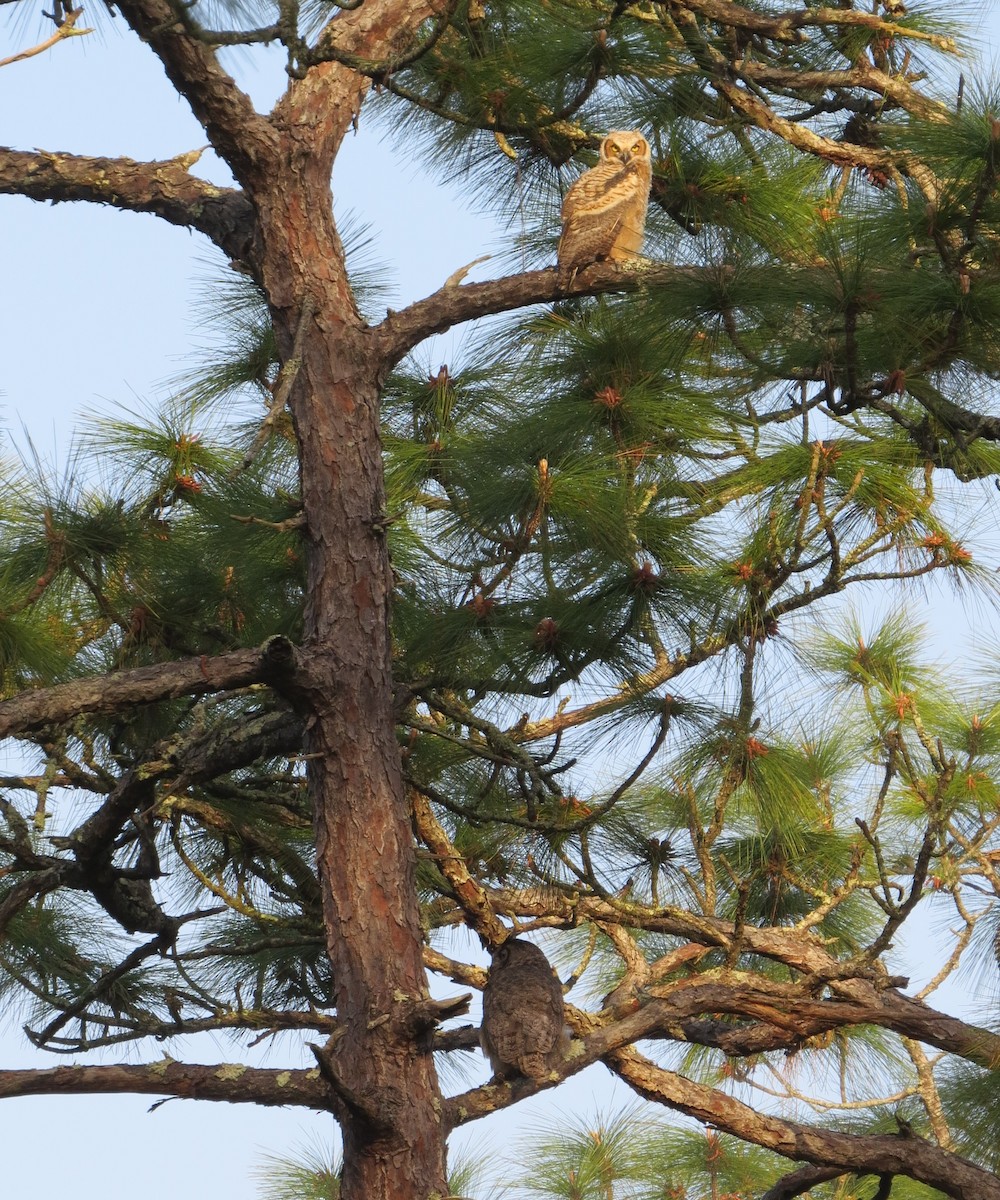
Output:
[
  {"xmin": 195, "ymin": 23, "xmax": 281, "ymax": 47},
  {"xmin": 737, "ymin": 61, "xmax": 948, "ymax": 123},
  {"xmin": 112, "ymin": 0, "xmax": 277, "ymax": 188},
  {"xmin": 374, "ymin": 259, "xmax": 1000, "ymax": 462},
  {"xmin": 33, "ymin": 706, "xmax": 300, "ymax": 857},
  {"xmin": 167, "ymin": 707, "xmax": 304, "ymax": 789},
  {"xmin": 761, "ymin": 1166, "xmax": 846, "ymax": 1200},
  {"xmin": 443, "ymin": 988, "xmax": 699, "ymax": 1127},
  {"xmin": 910, "ymin": 387, "xmax": 1000, "ymax": 443},
  {"xmin": 31, "ymin": 1007, "xmax": 338, "ymax": 1053},
  {"xmin": 409, "ymin": 788, "xmax": 508, "ymax": 945},
  {"xmin": 28, "ymin": 930, "xmax": 178, "ymax": 1047},
  {"xmin": 608, "ymin": 1047, "xmax": 1000, "ymax": 1200},
  {"xmin": 684, "ymin": 0, "xmax": 956, "ymax": 53},
  {"xmin": 442, "ymin": 976, "xmax": 871, "ymax": 1125},
  {"xmin": 0, "ymin": 6, "xmax": 92, "ymax": 69},
  {"xmin": 372, "ymin": 262, "xmax": 702, "ymax": 367},
  {"xmin": 443, "ymin": 972, "xmax": 997, "ymax": 1144},
  {"xmin": 713, "ymin": 75, "xmax": 941, "ymax": 197},
  {"xmin": 657, "ymin": 978, "xmax": 1000, "ymax": 1070},
  {"xmin": 0, "ymin": 1059, "xmax": 328, "ymax": 1108},
  {"xmin": 0, "ymin": 644, "xmax": 287, "ymax": 738},
  {"xmin": 0, "ymin": 147, "xmax": 254, "ymax": 261},
  {"xmin": 478, "ymin": 889, "xmax": 1000, "ymax": 1066}
]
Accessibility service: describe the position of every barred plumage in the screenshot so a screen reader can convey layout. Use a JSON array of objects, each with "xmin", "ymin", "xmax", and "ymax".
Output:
[
  {"xmin": 557, "ymin": 131, "xmax": 653, "ymax": 272},
  {"xmin": 480, "ymin": 939, "xmax": 566, "ymax": 1080}
]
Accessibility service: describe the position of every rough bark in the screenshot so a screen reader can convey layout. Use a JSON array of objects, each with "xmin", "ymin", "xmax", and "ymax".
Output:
[
  {"xmin": 6, "ymin": 0, "xmax": 455, "ymax": 1185},
  {"xmin": 0, "ymin": 646, "xmax": 270, "ymax": 737},
  {"xmin": 443, "ymin": 974, "xmax": 1000, "ymax": 1127},
  {"xmin": 0, "ymin": 1060, "xmax": 328, "ymax": 1106},
  {"xmin": 0, "ymin": 147, "xmax": 254, "ymax": 261},
  {"xmin": 609, "ymin": 1048, "xmax": 1000, "ymax": 1200},
  {"xmin": 207, "ymin": 7, "xmax": 453, "ymax": 1198},
  {"xmin": 3, "ymin": 2, "xmax": 999, "ymax": 1196}
]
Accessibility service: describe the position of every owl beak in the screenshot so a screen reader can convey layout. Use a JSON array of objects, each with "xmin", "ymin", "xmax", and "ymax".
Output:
[{"xmin": 620, "ymin": 150, "xmax": 633, "ymax": 165}]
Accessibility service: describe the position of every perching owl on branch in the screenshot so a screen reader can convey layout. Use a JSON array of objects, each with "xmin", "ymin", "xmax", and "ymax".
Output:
[
  {"xmin": 480, "ymin": 938, "xmax": 566, "ymax": 1080},
  {"xmin": 557, "ymin": 131, "xmax": 653, "ymax": 273}
]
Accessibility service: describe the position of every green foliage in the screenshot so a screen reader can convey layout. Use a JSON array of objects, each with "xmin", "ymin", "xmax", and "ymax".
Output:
[
  {"xmin": 936, "ymin": 1058, "xmax": 1000, "ymax": 1173},
  {"xmin": 7, "ymin": 0, "xmax": 1000, "ymax": 1196},
  {"xmin": 509, "ymin": 1108, "xmax": 787, "ymax": 1200},
  {"xmin": 254, "ymin": 1140, "xmax": 341, "ymax": 1200}
]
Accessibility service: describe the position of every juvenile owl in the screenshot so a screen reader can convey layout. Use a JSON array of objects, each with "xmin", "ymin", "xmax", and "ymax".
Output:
[
  {"xmin": 481, "ymin": 938, "xmax": 566, "ymax": 1080},
  {"xmin": 557, "ymin": 131, "xmax": 653, "ymax": 273}
]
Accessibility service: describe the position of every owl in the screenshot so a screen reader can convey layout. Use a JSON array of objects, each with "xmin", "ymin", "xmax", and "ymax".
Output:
[
  {"xmin": 480, "ymin": 938, "xmax": 566, "ymax": 1080},
  {"xmin": 557, "ymin": 131, "xmax": 653, "ymax": 273}
]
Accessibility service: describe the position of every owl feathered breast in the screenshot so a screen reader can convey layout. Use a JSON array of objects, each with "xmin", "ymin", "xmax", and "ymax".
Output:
[
  {"xmin": 558, "ymin": 131, "xmax": 653, "ymax": 272},
  {"xmin": 480, "ymin": 938, "xmax": 565, "ymax": 1080}
]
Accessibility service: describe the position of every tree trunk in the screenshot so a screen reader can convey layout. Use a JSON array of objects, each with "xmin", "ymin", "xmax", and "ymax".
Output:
[{"xmin": 254, "ymin": 111, "xmax": 448, "ymax": 1199}]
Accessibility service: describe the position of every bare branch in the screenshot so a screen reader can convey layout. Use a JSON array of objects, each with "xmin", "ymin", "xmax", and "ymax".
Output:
[
  {"xmin": 410, "ymin": 788, "xmax": 508, "ymax": 945},
  {"xmin": 480, "ymin": 889, "xmax": 1000, "ymax": 1065},
  {"xmin": 0, "ymin": 1060, "xmax": 328, "ymax": 1108},
  {"xmin": 0, "ymin": 147, "xmax": 254, "ymax": 261},
  {"xmin": 609, "ymin": 1047, "xmax": 1000, "ymax": 1200},
  {"xmin": 737, "ymin": 61, "xmax": 948, "ymax": 123},
  {"xmin": 684, "ymin": 0, "xmax": 957, "ymax": 52},
  {"xmin": 0, "ymin": 6, "xmax": 92, "ymax": 68},
  {"xmin": 372, "ymin": 263, "xmax": 694, "ymax": 367},
  {"xmin": 0, "ymin": 645, "xmax": 283, "ymax": 738},
  {"xmin": 112, "ymin": 0, "xmax": 277, "ymax": 187},
  {"xmin": 761, "ymin": 1166, "xmax": 846, "ymax": 1200}
]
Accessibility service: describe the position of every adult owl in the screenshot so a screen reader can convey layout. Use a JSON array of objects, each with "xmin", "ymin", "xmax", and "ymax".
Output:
[
  {"xmin": 557, "ymin": 131, "xmax": 653, "ymax": 273},
  {"xmin": 480, "ymin": 938, "xmax": 566, "ymax": 1080}
]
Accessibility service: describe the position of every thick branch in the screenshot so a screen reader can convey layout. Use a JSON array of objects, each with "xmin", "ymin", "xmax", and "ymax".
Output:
[
  {"xmin": 0, "ymin": 1060, "xmax": 328, "ymax": 1108},
  {"xmin": 113, "ymin": 0, "xmax": 277, "ymax": 187},
  {"xmin": 372, "ymin": 263, "xmax": 700, "ymax": 367},
  {"xmin": 374, "ymin": 258, "xmax": 1000, "ymax": 480},
  {"xmin": 446, "ymin": 971, "xmax": 1000, "ymax": 1130},
  {"xmin": 169, "ymin": 707, "xmax": 304, "ymax": 787},
  {"xmin": 650, "ymin": 978, "xmax": 1000, "ymax": 1069},
  {"xmin": 481, "ymin": 890, "xmax": 1000, "ymax": 1065},
  {"xmin": 609, "ymin": 1047, "xmax": 1000, "ymax": 1200},
  {"xmin": 373, "ymin": 255, "xmax": 982, "ymax": 372},
  {"xmin": 0, "ymin": 147, "xmax": 254, "ymax": 261},
  {"xmin": 0, "ymin": 645, "xmax": 281, "ymax": 738}
]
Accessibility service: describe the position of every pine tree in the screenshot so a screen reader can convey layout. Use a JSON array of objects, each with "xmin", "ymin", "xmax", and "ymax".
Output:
[{"xmin": 2, "ymin": 1, "xmax": 1000, "ymax": 1198}]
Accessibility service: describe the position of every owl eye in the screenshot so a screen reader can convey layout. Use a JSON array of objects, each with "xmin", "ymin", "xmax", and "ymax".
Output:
[
  {"xmin": 631, "ymin": 140, "xmax": 645, "ymax": 154},
  {"xmin": 606, "ymin": 142, "xmax": 621, "ymax": 157}
]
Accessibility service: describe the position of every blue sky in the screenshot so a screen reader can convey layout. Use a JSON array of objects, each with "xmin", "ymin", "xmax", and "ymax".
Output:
[{"xmin": 1, "ymin": 4, "xmax": 1000, "ymax": 1196}]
